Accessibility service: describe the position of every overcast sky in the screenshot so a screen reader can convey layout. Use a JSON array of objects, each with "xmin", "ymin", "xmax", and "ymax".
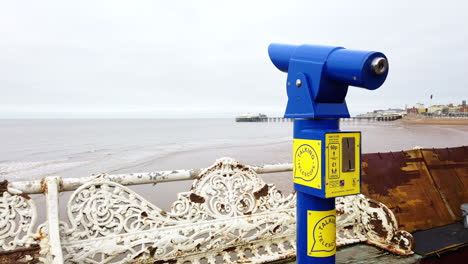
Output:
[{"xmin": 0, "ymin": 0, "xmax": 467, "ymax": 118}]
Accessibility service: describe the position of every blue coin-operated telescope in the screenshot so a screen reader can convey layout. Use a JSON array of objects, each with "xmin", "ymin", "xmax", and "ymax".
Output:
[{"xmin": 268, "ymin": 44, "xmax": 388, "ymax": 264}]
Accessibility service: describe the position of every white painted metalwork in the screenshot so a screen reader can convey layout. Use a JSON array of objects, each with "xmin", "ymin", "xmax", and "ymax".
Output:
[
  {"xmin": 336, "ymin": 195, "xmax": 414, "ymax": 255},
  {"xmin": 6, "ymin": 163, "xmax": 293, "ymax": 194},
  {"xmin": 0, "ymin": 158, "xmax": 413, "ymax": 263},
  {"xmin": 44, "ymin": 177, "xmax": 64, "ymax": 263},
  {"xmin": 0, "ymin": 190, "xmax": 37, "ymax": 251}
]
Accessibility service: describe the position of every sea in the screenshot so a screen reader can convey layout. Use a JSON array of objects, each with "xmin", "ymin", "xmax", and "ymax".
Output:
[{"xmin": 1, "ymin": 119, "xmax": 467, "ymax": 210}]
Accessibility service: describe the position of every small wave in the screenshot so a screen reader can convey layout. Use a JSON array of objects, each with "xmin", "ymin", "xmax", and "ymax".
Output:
[
  {"xmin": 0, "ymin": 160, "xmax": 90, "ymax": 181},
  {"xmin": 0, "ymin": 160, "xmax": 69, "ymax": 175}
]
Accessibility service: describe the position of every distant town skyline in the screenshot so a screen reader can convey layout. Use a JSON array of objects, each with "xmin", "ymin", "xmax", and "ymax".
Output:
[
  {"xmin": 1, "ymin": 1, "xmax": 467, "ymax": 118},
  {"xmin": 359, "ymin": 99, "xmax": 468, "ymax": 117}
]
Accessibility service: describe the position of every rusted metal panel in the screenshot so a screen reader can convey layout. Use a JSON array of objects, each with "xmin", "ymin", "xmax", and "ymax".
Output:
[
  {"xmin": 362, "ymin": 150, "xmax": 454, "ymax": 232},
  {"xmin": 421, "ymin": 146, "xmax": 468, "ymax": 222},
  {"xmin": 0, "ymin": 245, "xmax": 41, "ymax": 263}
]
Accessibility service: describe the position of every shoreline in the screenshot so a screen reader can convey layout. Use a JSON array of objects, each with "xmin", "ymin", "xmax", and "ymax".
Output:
[{"xmin": 399, "ymin": 117, "xmax": 468, "ymax": 125}]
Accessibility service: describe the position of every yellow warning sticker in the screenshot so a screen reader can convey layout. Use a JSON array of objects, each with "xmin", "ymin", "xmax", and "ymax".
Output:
[
  {"xmin": 307, "ymin": 209, "xmax": 336, "ymax": 257},
  {"xmin": 293, "ymin": 139, "xmax": 322, "ymax": 189},
  {"xmin": 325, "ymin": 133, "xmax": 361, "ymax": 198}
]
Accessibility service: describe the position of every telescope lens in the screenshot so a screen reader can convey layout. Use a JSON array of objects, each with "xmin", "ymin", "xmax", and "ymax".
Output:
[{"xmin": 371, "ymin": 57, "xmax": 388, "ymax": 75}]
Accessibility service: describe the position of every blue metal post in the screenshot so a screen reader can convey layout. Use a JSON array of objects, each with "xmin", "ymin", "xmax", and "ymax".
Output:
[
  {"xmin": 268, "ymin": 43, "xmax": 389, "ymax": 264},
  {"xmin": 295, "ymin": 118, "xmax": 340, "ymax": 263},
  {"xmin": 297, "ymin": 192, "xmax": 335, "ymax": 264}
]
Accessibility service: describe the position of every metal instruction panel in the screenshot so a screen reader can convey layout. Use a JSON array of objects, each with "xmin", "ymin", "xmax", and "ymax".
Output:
[{"xmin": 325, "ymin": 133, "xmax": 361, "ymax": 198}]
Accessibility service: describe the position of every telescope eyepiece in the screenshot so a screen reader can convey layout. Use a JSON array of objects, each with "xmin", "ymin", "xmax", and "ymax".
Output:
[{"xmin": 371, "ymin": 57, "xmax": 388, "ymax": 75}]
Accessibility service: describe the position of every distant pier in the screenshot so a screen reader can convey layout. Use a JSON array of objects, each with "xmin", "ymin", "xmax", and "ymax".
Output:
[
  {"xmin": 236, "ymin": 115, "xmax": 403, "ymax": 122},
  {"xmin": 344, "ymin": 115, "xmax": 403, "ymax": 122}
]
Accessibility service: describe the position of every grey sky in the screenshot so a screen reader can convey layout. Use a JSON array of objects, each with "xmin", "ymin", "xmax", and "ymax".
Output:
[{"xmin": 1, "ymin": 0, "xmax": 467, "ymax": 118}]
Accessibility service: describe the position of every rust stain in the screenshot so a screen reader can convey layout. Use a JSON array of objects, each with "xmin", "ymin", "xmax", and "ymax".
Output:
[
  {"xmin": 253, "ymin": 184, "xmax": 269, "ymax": 200},
  {"xmin": 362, "ymin": 151, "xmax": 421, "ymax": 196},
  {"xmin": 17, "ymin": 193, "xmax": 31, "ymax": 200},
  {"xmin": 240, "ymin": 199, "xmax": 247, "ymax": 207},
  {"xmin": 362, "ymin": 147, "xmax": 467, "ymax": 232},
  {"xmin": 223, "ymin": 246, "xmax": 237, "ymax": 252},
  {"xmin": 40, "ymin": 178, "xmax": 48, "ymax": 193},
  {"xmin": 151, "ymin": 260, "xmax": 177, "ymax": 264},
  {"xmin": 234, "ymin": 163, "xmax": 251, "ymax": 172},
  {"xmin": 148, "ymin": 246, "xmax": 157, "ymax": 256},
  {"xmin": 190, "ymin": 169, "xmax": 201, "ymax": 179},
  {"xmin": 421, "ymin": 146, "xmax": 468, "ymax": 221},
  {"xmin": 272, "ymin": 225, "xmax": 281, "ymax": 233},
  {"xmin": 0, "ymin": 180, "xmax": 8, "ymax": 197},
  {"xmin": 369, "ymin": 216, "xmax": 388, "ymax": 239},
  {"xmin": 189, "ymin": 193, "xmax": 206, "ymax": 203},
  {"xmin": 336, "ymin": 208, "xmax": 344, "ymax": 215},
  {"xmin": 0, "ymin": 245, "xmax": 41, "ymax": 263},
  {"xmin": 31, "ymin": 227, "xmax": 46, "ymax": 241}
]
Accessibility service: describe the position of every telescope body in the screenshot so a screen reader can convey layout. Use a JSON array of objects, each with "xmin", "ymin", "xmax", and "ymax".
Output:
[{"xmin": 268, "ymin": 44, "xmax": 388, "ymax": 118}]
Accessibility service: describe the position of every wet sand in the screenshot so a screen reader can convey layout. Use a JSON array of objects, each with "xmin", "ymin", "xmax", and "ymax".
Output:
[{"xmin": 400, "ymin": 117, "xmax": 468, "ymax": 125}]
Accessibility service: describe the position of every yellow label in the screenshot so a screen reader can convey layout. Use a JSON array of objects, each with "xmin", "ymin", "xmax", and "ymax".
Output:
[
  {"xmin": 307, "ymin": 209, "xmax": 336, "ymax": 257},
  {"xmin": 293, "ymin": 139, "xmax": 321, "ymax": 189},
  {"xmin": 325, "ymin": 133, "xmax": 361, "ymax": 198}
]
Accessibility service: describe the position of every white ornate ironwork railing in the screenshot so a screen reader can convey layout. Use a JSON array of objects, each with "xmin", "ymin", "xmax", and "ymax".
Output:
[{"xmin": 0, "ymin": 158, "xmax": 413, "ymax": 263}]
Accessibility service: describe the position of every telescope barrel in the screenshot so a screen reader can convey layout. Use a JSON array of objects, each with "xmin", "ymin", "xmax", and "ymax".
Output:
[
  {"xmin": 326, "ymin": 49, "xmax": 388, "ymax": 90},
  {"xmin": 268, "ymin": 44, "xmax": 388, "ymax": 90}
]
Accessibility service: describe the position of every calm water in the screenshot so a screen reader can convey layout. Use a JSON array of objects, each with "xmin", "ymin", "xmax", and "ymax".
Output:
[{"xmin": 1, "ymin": 119, "xmax": 467, "ymax": 182}]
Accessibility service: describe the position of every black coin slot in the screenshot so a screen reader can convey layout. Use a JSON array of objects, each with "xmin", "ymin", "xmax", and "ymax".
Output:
[{"xmin": 342, "ymin": 137, "xmax": 355, "ymax": 172}]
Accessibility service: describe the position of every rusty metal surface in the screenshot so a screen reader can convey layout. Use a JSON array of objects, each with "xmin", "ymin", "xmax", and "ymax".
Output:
[
  {"xmin": 421, "ymin": 147, "xmax": 468, "ymax": 221},
  {"xmin": 0, "ymin": 245, "xmax": 41, "ymax": 263},
  {"xmin": 362, "ymin": 147, "xmax": 468, "ymax": 232}
]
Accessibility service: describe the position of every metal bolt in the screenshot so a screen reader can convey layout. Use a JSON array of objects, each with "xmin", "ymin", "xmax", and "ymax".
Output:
[
  {"xmin": 371, "ymin": 57, "xmax": 388, "ymax": 75},
  {"xmin": 296, "ymin": 79, "xmax": 302, "ymax": 87}
]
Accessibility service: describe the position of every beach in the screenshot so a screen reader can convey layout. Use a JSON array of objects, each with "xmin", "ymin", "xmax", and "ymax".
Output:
[{"xmin": 400, "ymin": 116, "xmax": 468, "ymax": 125}]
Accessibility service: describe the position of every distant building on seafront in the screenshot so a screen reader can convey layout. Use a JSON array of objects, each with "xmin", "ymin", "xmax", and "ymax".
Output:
[
  {"xmin": 406, "ymin": 107, "xmax": 418, "ymax": 115},
  {"xmin": 409, "ymin": 100, "xmax": 467, "ymax": 116},
  {"xmin": 365, "ymin": 100, "xmax": 466, "ymax": 118}
]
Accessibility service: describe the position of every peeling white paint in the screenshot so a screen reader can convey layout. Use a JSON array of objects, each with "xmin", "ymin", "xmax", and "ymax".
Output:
[{"xmin": 0, "ymin": 158, "xmax": 413, "ymax": 263}]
